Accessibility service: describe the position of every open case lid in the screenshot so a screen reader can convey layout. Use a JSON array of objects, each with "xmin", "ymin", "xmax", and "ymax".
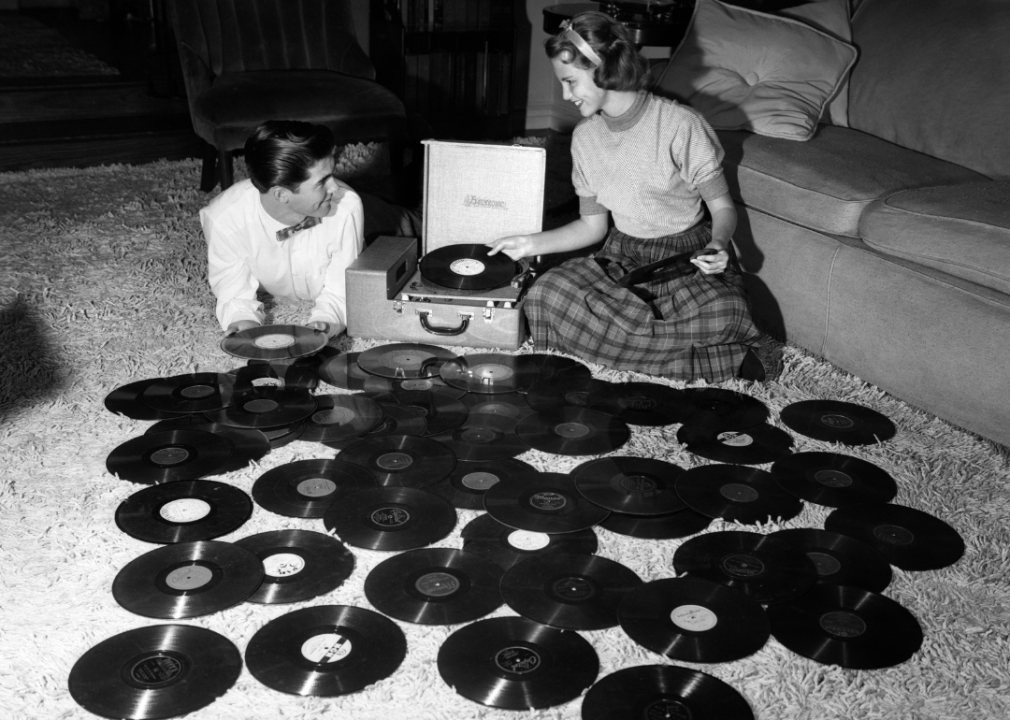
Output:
[{"xmin": 421, "ymin": 140, "xmax": 546, "ymax": 254}]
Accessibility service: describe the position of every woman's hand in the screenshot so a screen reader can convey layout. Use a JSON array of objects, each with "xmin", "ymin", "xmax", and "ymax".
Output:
[
  {"xmin": 486, "ymin": 234, "xmax": 534, "ymax": 261},
  {"xmin": 690, "ymin": 246, "xmax": 729, "ymax": 275},
  {"xmin": 225, "ymin": 319, "xmax": 260, "ymax": 335}
]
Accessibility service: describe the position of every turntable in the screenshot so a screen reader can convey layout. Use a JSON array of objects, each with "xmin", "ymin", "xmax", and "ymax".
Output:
[{"xmin": 346, "ymin": 140, "xmax": 545, "ymax": 349}]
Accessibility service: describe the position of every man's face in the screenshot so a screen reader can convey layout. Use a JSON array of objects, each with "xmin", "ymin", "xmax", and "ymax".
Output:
[{"xmin": 285, "ymin": 156, "xmax": 339, "ymax": 219}]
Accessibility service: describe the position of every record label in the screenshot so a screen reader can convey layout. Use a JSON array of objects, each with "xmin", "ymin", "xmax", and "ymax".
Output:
[{"xmin": 671, "ymin": 604, "xmax": 718, "ymax": 632}]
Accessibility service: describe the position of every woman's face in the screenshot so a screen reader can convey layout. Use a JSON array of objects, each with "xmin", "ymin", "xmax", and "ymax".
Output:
[{"xmin": 552, "ymin": 57, "xmax": 607, "ymax": 118}]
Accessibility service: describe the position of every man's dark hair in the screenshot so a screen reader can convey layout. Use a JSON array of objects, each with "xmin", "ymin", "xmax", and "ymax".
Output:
[
  {"xmin": 244, "ymin": 120, "xmax": 335, "ymax": 193},
  {"xmin": 545, "ymin": 12, "xmax": 648, "ymax": 92}
]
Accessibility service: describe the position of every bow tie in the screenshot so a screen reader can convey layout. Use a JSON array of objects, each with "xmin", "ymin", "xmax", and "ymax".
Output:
[{"xmin": 276, "ymin": 215, "xmax": 321, "ymax": 241}]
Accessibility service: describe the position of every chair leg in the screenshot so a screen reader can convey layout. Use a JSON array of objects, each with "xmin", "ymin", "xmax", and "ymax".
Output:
[
  {"xmin": 219, "ymin": 150, "xmax": 235, "ymax": 190},
  {"xmin": 200, "ymin": 142, "xmax": 218, "ymax": 193}
]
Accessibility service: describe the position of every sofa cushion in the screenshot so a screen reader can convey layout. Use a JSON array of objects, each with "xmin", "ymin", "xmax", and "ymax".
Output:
[
  {"xmin": 654, "ymin": 0, "xmax": 857, "ymax": 141},
  {"xmin": 779, "ymin": 0, "xmax": 852, "ymax": 128},
  {"xmin": 718, "ymin": 126, "xmax": 987, "ymax": 237},
  {"xmin": 859, "ymin": 182, "xmax": 1010, "ymax": 295}
]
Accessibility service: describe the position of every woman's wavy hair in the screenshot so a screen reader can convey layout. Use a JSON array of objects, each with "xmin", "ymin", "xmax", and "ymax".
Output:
[
  {"xmin": 244, "ymin": 120, "xmax": 335, "ymax": 193},
  {"xmin": 544, "ymin": 12, "xmax": 649, "ymax": 92}
]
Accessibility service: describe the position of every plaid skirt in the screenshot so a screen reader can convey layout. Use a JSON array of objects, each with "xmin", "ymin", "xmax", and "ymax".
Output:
[{"xmin": 524, "ymin": 224, "xmax": 761, "ymax": 381}]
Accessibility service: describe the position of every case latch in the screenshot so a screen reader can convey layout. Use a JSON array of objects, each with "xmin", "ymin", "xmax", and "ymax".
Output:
[{"xmin": 483, "ymin": 301, "xmax": 495, "ymax": 323}]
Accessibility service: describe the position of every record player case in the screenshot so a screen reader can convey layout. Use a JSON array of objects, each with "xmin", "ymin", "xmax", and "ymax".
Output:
[{"xmin": 346, "ymin": 140, "xmax": 546, "ymax": 349}]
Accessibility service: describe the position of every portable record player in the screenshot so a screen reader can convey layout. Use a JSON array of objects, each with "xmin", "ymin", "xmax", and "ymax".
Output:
[{"xmin": 346, "ymin": 140, "xmax": 546, "ymax": 349}]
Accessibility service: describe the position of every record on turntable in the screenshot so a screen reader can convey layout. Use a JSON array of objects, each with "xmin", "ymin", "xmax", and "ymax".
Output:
[
  {"xmin": 104, "ymin": 378, "xmax": 181, "ymax": 420},
  {"xmin": 229, "ymin": 361, "xmax": 318, "ymax": 390},
  {"xmin": 678, "ymin": 423, "xmax": 794, "ymax": 465},
  {"xmin": 115, "ymin": 479, "xmax": 253, "ymax": 544},
  {"xmin": 430, "ymin": 413, "xmax": 525, "ymax": 462},
  {"xmin": 144, "ymin": 418, "xmax": 270, "ymax": 474},
  {"xmin": 204, "ymin": 385, "xmax": 316, "ymax": 429},
  {"xmin": 675, "ymin": 465, "xmax": 804, "ymax": 524},
  {"xmin": 824, "ymin": 502, "xmax": 965, "ymax": 570},
  {"xmin": 587, "ymin": 381, "xmax": 693, "ymax": 426},
  {"xmin": 141, "ymin": 372, "xmax": 250, "ymax": 414},
  {"xmin": 112, "ymin": 540, "xmax": 265, "ymax": 619},
  {"xmin": 323, "ymin": 486, "xmax": 457, "ymax": 551},
  {"xmin": 337, "ymin": 433, "xmax": 456, "ymax": 488},
  {"xmin": 461, "ymin": 390, "xmax": 535, "ymax": 420},
  {"xmin": 600, "ymin": 508, "xmax": 712, "ymax": 540},
  {"xmin": 297, "ymin": 394, "xmax": 384, "ymax": 443},
  {"xmin": 106, "ymin": 429, "xmax": 234, "ymax": 484},
  {"xmin": 766, "ymin": 584, "xmax": 923, "ymax": 669},
  {"xmin": 438, "ymin": 353, "xmax": 541, "ymax": 394},
  {"xmin": 245, "ymin": 605, "xmax": 406, "ymax": 696},
  {"xmin": 381, "ymin": 389, "xmax": 468, "ymax": 436},
  {"xmin": 420, "ymin": 242, "xmax": 518, "ymax": 291},
  {"xmin": 780, "ymin": 399, "xmax": 897, "ymax": 445},
  {"xmin": 461, "ymin": 512, "xmax": 598, "ymax": 570},
  {"xmin": 317, "ymin": 351, "xmax": 373, "ymax": 390},
  {"xmin": 573, "ymin": 456, "xmax": 686, "ymax": 516},
  {"xmin": 68, "ymin": 624, "xmax": 242, "ymax": 720},
  {"xmin": 617, "ymin": 576, "xmax": 770, "ymax": 663},
  {"xmin": 680, "ymin": 388, "xmax": 769, "ymax": 431},
  {"xmin": 771, "ymin": 528, "xmax": 892, "ymax": 593},
  {"xmin": 581, "ymin": 664, "xmax": 755, "ymax": 720},
  {"xmin": 672, "ymin": 530, "xmax": 818, "ymax": 604},
  {"xmin": 364, "ymin": 547, "xmax": 504, "ymax": 625},
  {"xmin": 357, "ymin": 342, "xmax": 456, "ymax": 379},
  {"xmin": 500, "ymin": 552, "xmax": 642, "ymax": 630},
  {"xmin": 252, "ymin": 458, "xmax": 377, "ymax": 518},
  {"xmin": 484, "ymin": 471, "xmax": 611, "ymax": 533},
  {"xmin": 429, "ymin": 457, "xmax": 537, "ymax": 510},
  {"xmin": 525, "ymin": 375, "xmax": 613, "ymax": 412},
  {"xmin": 772, "ymin": 452, "xmax": 898, "ymax": 507},
  {"xmin": 437, "ymin": 616, "xmax": 599, "ymax": 710},
  {"xmin": 516, "ymin": 407, "xmax": 630, "ymax": 456},
  {"xmin": 522, "ymin": 353, "xmax": 593, "ymax": 382},
  {"xmin": 220, "ymin": 323, "xmax": 327, "ymax": 361},
  {"xmin": 325, "ymin": 403, "xmax": 428, "ymax": 449},
  {"xmin": 235, "ymin": 529, "xmax": 355, "ymax": 604}
]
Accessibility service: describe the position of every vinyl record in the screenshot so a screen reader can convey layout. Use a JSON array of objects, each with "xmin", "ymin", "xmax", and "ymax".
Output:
[
  {"xmin": 581, "ymin": 664, "xmax": 755, "ymax": 720},
  {"xmin": 229, "ymin": 361, "xmax": 318, "ymax": 390},
  {"xmin": 483, "ymin": 471, "xmax": 611, "ymax": 533},
  {"xmin": 617, "ymin": 576, "xmax": 770, "ymax": 663},
  {"xmin": 675, "ymin": 465, "xmax": 804, "ymax": 524},
  {"xmin": 68, "ymin": 624, "xmax": 242, "ymax": 720},
  {"xmin": 673, "ymin": 530, "xmax": 819, "ymax": 604},
  {"xmin": 363, "ymin": 373, "xmax": 469, "ymax": 398},
  {"xmin": 437, "ymin": 616, "xmax": 599, "ymax": 710},
  {"xmin": 824, "ymin": 502, "xmax": 965, "ymax": 570},
  {"xmin": 325, "ymin": 403, "xmax": 428, "ymax": 449},
  {"xmin": 204, "ymin": 386, "xmax": 317, "ymax": 429},
  {"xmin": 678, "ymin": 423, "xmax": 794, "ymax": 465},
  {"xmin": 384, "ymin": 390, "xmax": 468, "ymax": 436},
  {"xmin": 439, "ymin": 353, "xmax": 541, "ymax": 394},
  {"xmin": 573, "ymin": 456, "xmax": 687, "ymax": 516},
  {"xmin": 252, "ymin": 459, "xmax": 377, "ymax": 518},
  {"xmin": 516, "ymin": 407, "xmax": 630, "ymax": 456},
  {"xmin": 142, "ymin": 372, "xmax": 249, "ymax": 414},
  {"xmin": 771, "ymin": 528, "xmax": 893, "ymax": 593},
  {"xmin": 525, "ymin": 376, "xmax": 613, "ymax": 412},
  {"xmin": 112, "ymin": 540, "xmax": 265, "ymax": 619},
  {"xmin": 220, "ymin": 323, "xmax": 327, "ymax": 361},
  {"xmin": 523, "ymin": 353, "xmax": 593, "ymax": 382},
  {"xmin": 144, "ymin": 418, "xmax": 270, "ymax": 474},
  {"xmin": 337, "ymin": 433, "xmax": 456, "ymax": 488},
  {"xmin": 106, "ymin": 429, "xmax": 233, "ymax": 484},
  {"xmin": 323, "ymin": 486, "xmax": 457, "ymax": 551},
  {"xmin": 772, "ymin": 452, "xmax": 898, "ymax": 507},
  {"xmin": 431, "ymin": 413, "xmax": 525, "ymax": 462},
  {"xmin": 679, "ymin": 388, "xmax": 769, "ymax": 431},
  {"xmin": 357, "ymin": 342, "xmax": 456, "ymax": 379},
  {"xmin": 586, "ymin": 381, "xmax": 694, "ymax": 426},
  {"xmin": 317, "ymin": 351, "xmax": 373, "ymax": 390},
  {"xmin": 245, "ymin": 605, "xmax": 406, "ymax": 696},
  {"xmin": 297, "ymin": 394, "xmax": 384, "ymax": 443},
  {"xmin": 364, "ymin": 547, "xmax": 505, "ymax": 625},
  {"xmin": 500, "ymin": 552, "xmax": 643, "ymax": 630},
  {"xmin": 461, "ymin": 390, "xmax": 536, "ymax": 420},
  {"xmin": 104, "ymin": 378, "xmax": 181, "ymax": 420},
  {"xmin": 235, "ymin": 529, "xmax": 355, "ymax": 604},
  {"xmin": 115, "ymin": 480, "xmax": 253, "ymax": 544},
  {"xmin": 766, "ymin": 584, "xmax": 923, "ymax": 669},
  {"xmin": 420, "ymin": 242, "xmax": 517, "ymax": 291},
  {"xmin": 429, "ymin": 457, "xmax": 537, "ymax": 510},
  {"xmin": 461, "ymin": 513, "xmax": 599, "ymax": 570},
  {"xmin": 600, "ymin": 508, "xmax": 712, "ymax": 540},
  {"xmin": 780, "ymin": 399, "xmax": 897, "ymax": 445}
]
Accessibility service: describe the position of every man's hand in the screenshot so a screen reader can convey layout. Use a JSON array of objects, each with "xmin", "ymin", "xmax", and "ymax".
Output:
[
  {"xmin": 226, "ymin": 320, "xmax": 260, "ymax": 335},
  {"xmin": 306, "ymin": 321, "xmax": 337, "ymax": 337}
]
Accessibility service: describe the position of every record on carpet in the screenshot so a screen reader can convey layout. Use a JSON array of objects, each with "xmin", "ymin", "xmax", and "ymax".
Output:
[
  {"xmin": 144, "ymin": 417, "xmax": 270, "ymax": 474},
  {"xmin": 586, "ymin": 381, "xmax": 694, "ymax": 426},
  {"xmin": 220, "ymin": 323, "xmax": 327, "ymax": 361},
  {"xmin": 484, "ymin": 471, "xmax": 611, "ymax": 533},
  {"xmin": 245, "ymin": 605, "xmax": 406, "ymax": 696},
  {"xmin": 516, "ymin": 407, "xmax": 630, "ymax": 456},
  {"xmin": 678, "ymin": 423, "xmax": 794, "ymax": 465},
  {"xmin": 525, "ymin": 375, "xmax": 613, "ymax": 412},
  {"xmin": 428, "ymin": 457, "xmax": 537, "ymax": 510},
  {"xmin": 229, "ymin": 361, "xmax": 319, "ymax": 390},
  {"xmin": 336, "ymin": 433, "xmax": 456, "ymax": 488},
  {"xmin": 115, "ymin": 479, "xmax": 253, "ymax": 544},
  {"xmin": 770, "ymin": 528, "xmax": 893, "ymax": 593},
  {"xmin": 322, "ymin": 486, "xmax": 457, "ymax": 551},
  {"xmin": 317, "ymin": 351, "xmax": 373, "ymax": 390},
  {"xmin": 437, "ymin": 616, "xmax": 599, "ymax": 710},
  {"xmin": 679, "ymin": 388, "xmax": 769, "ymax": 431},
  {"xmin": 203, "ymin": 385, "xmax": 316, "ymax": 429},
  {"xmin": 461, "ymin": 390, "xmax": 535, "ymax": 420},
  {"xmin": 572, "ymin": 456, "xmax": 687, "ymax": 516},
  {"xmin": 252, "ymin": 458, "xmax": 377, "ymax": 518},
  {"xmin": 68, "ymin": 624, "xmax": 242, "ymax": 720},
  {"xmin": 141, "ymin": 372, "xmax": 250, "ymax": 414},
  {"xmin": 364, "ymin": 547, "xmax": 505, "ymax": 625},
  {"xmin": 500, "ymin": 552, "xmax": 643, "ymax": 630},
  {"xmin": 112, "ymin": 540, "xmax": 265, "ymax": 619},
  {"xmin": 438, "ymin": 353, "xmax": 541, "ymax": 394},
  {"xmin": 675, "ymin": 465, "xmax": 804, "ymax": 524},
  {"xmin": 672, "ymin": 530, "xmax": 819, "ymax": 604},
  {"xmin": 771, "ymin": 451, "xmax": 898, "ymax": 507},
  {"xmin": 419, "ymin": 242, "xmax": 517, "ymax": 291},
  {"xmin": 616, "ymin": 576, "xmax": 770, "ymax": 663},
  {"xmin": 363, "ymin": 373, "xmax": 469, "ymax": 398},
  {"xmin": 824, "ymin": 502, "xmax": 965, "ymax": 570},
  {"xmin": 297, "ymin": 393, "xmax": 384, "ymax": 443},
  {"xmin": 104, "ymin": 378, "xmax": 182, "ymax": 420},
  {"xmin": 235, "ymin": 529, "xmax": 355, "ymax": 605},
  {"xmin": 581, "ymin": 664, "xmax": 755, "ymax": 720},
  {"xmin": 523, "ymin": 353, "xmax": 593, "ymax": 382},
  {"xmin": 106, "ymin": 429, "xmax": 234, "ymax": 484},
  {"xmin": 460, "ymin": 512, "xmax": 599, "ymax": 570},
  {"xmin": 766, "ymin": 584, "xmax": 923, "ymax": 669},
  {"xmin": 357, "ymin": 342, "xmax": 456, "ymax": 379},
  {"xmin": 260, "ymin": 421, "xmax": 304, "ymax": 449},
  {"xmin": 325, "ymin": 403, "xmax": 428, "ymax": 449},
  {"xmin": 600, "ymin": 508, "xmax": 712, "ymax": 540},
  {"xmin": 383, "ymin": 389, "xmax": 468, "ymax": 436},
  {"xmin": 430, "ymin": 413, "xmax": 525, "ymax": 462},
  {"xmin": 780, "ymin": 399, "xmax": 897, "ymax": 445}
]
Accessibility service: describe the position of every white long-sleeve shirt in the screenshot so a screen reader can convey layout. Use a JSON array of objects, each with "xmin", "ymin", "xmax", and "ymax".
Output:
[{"xmin": 200, "ymin": 179, "xmax": 364, "ymax": 333}]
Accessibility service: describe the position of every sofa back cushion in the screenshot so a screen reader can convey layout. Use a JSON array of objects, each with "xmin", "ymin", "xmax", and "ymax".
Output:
[{"xmin": 849, "ymin": 0, "xmax": 1010, "ymax": 179}]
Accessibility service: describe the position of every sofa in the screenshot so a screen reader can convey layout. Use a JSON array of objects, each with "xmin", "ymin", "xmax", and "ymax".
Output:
[{"xmin": 653, "ymin": 0, "xmax": 1010, "ymax": 447}]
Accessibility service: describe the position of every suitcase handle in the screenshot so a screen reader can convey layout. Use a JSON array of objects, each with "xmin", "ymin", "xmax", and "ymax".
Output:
[{"xmin": 418, "ymin": 311, "xmax": 470, "ymax": 336}]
